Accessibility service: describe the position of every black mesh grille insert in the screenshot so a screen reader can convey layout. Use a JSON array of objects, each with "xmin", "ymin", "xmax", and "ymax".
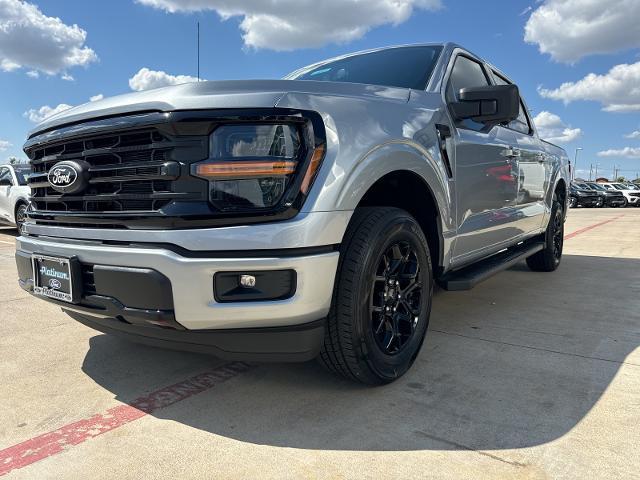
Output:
[{"xmin": 27, "ymin": 129, "xmax": 178, "ymax": 213}]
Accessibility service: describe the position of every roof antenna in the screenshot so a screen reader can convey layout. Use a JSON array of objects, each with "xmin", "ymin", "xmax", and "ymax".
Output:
[{"xmin": 197, "ymin": 21, "xmax": 200, "ymax": 81}]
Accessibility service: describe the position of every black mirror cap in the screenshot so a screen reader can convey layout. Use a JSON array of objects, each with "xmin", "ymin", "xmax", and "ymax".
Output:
[{"xmin": 451, "ymin": 84, "xmax": 520, "ymax": 124}]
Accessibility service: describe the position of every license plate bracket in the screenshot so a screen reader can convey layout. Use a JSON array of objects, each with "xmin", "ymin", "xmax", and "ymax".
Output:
[{"xmin": 31, "ymin": 254, "xmax": 83, "ymax": 304}]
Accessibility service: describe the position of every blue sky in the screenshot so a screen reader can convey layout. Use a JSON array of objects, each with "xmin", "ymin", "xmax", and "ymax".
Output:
[{"xmin": 1, "ymin": 0, "xmax": 639, "ymax": 180}]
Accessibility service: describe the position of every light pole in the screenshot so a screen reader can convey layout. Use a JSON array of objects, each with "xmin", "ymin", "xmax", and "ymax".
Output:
[{"xmin": 573, "ymin": 147, "xmax": 583, "ymax": 180}]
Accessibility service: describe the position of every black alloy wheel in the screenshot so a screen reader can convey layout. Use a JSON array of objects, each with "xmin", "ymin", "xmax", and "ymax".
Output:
[{"xmin": 370, "ymin": 241, "xmax": 423, "ymax": 355}]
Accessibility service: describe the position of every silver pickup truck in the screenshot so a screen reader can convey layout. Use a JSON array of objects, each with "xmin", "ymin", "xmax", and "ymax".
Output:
[{"xmin": 15, "ymin": 43, "xmax": 569, "ymax": 384}]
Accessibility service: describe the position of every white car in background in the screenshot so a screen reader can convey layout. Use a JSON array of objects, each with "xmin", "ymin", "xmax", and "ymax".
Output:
[
  {"xmin": 0, "ymin": 164, "xmax": 31, "ymax": 228},
  {"xmin": 599, "ymin": 182, "xmax": 640, "ymax": 207}
]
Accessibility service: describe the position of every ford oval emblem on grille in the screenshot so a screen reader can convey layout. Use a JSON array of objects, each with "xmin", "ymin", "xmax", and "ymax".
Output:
[{"xmin": 47, "ymin": 160, "xmax": 88, "ymax": 194}]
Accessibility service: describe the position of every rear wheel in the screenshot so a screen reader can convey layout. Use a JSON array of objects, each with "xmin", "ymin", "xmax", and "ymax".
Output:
[
  {"xmin": 526, "ymin": 200, "xmax": 563, "ymax": 272},
  {"xmin": 568, "ymin": 196, "xmax": 577, "ymax": 208},
  {"xmin": 319, "ymin": 207, "xmax": 433, "ymax": 385}
]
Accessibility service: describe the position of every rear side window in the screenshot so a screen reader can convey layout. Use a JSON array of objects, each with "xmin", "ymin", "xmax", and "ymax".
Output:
[
  {"xmin": 446, "ymin": 56, "xmax": 490, "ymax": 102},
  {"xmin": 492, "ymin": 72, "xmax": 531, "ymax": 135}
]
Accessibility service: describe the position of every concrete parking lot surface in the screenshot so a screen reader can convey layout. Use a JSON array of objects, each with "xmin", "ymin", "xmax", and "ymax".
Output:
[{"xmin": 1, "ymin": 209, "xmax": 639, "ymax": 479}]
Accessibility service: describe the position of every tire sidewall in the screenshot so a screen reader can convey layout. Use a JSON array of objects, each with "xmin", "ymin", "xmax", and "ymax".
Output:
[{"xmin": 548, "ymin": 201, "xmax": 563, "ymax": 268}]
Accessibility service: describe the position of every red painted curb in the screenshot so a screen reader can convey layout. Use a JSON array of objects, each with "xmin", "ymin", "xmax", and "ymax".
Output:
[{"xmin": 0, "ymin": 362, "xmax": 252, "ymax": 476}]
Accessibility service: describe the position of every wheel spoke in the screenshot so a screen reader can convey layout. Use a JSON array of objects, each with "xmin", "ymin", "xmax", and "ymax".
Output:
[{"xmin": 370, "ymin": 240, "xmax": 426, "ymax": 355}]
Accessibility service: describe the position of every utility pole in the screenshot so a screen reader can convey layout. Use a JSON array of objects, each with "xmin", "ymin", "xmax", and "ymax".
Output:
[
  {"xmin": 573, "ymin": 147, "xmax": 583, "ymax": 181},
  {"xmin": 589, "ymin": 163, "xmax": 593, "ymax": 181},
  {"xmin": 197, "ymin": 21, "xmax": 200, "ymax": 82},
  {"xmin": 595, "ymin": 164, "xmax": 598, "ymax": 178}
]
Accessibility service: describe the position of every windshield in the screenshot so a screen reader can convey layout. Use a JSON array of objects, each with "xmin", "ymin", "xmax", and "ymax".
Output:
[
  {"xmin": 612, "ymin": 183, "xmax": 627, "ymax": 190},
  {"xmin": 13, "ymin": 168, "xmax": 31, "ymax": 186},
  {"xmin": 625, "ymin": 183, "xmax": 639, "ymax": 190},
  {"xmin": 286, "ymin": 45, "xmax": 444, "ymax": 90},
  {"xmin": 576, "ymin": 183, "xmax": 591, "ymax": 189},
  {"xmin": 588, "ymin": 183, "xmax": 607, "ymax": 191}
]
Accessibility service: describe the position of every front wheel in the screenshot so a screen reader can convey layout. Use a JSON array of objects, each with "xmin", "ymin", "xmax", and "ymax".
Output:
[
  {"xmin": 15, "ymin": 203, "xmax": 27, "ymax": 230},
  {"xmin": 526, "ymin": 200, "xmax": 564, "ymax": 272},
  {"xmin": 568, "ymin": 196, "xmax": 578, "ymax": 208},
  {"xmin": 319, "ymin": 207, "xmax": 433, "ymax": 385}
]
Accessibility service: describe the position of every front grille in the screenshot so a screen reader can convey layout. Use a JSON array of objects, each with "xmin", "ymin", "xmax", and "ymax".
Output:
[{"xmin": 26, "ymin": 129, "xmax": 186, "ymax": 213}]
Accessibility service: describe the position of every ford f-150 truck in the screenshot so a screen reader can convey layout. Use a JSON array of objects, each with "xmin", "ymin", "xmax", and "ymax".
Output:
[{"xmin": 15, "ymin": 43, "xmax": 569, "ymax": 384}]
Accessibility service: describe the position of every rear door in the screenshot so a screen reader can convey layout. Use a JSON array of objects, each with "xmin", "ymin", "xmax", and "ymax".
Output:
[
  {"xmin": 491, "ymin": 71, "xmax": 548, "ymax": 232},
  {"xmin": 444, "ymin": 53, "xmax": 520, "ymax": 264}
]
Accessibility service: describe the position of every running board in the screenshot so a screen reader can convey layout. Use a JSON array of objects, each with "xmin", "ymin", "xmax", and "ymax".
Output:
[{"xmin": 437, "ymin": 241, "xmax": 545, "ymax": 291}]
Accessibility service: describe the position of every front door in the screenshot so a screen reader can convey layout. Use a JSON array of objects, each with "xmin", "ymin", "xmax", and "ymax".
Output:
[
  {"xmin": 0, "ymin": 167, "xmax": 13, "ymax": 223},
  {"xmin": 446, "ymin": 54, "xmax": 520, "ymax": 264}
]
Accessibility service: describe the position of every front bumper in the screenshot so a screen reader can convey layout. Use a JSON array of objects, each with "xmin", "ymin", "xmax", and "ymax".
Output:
[{"xmin": 16, "ymin": 234, "xmax": 339, "ymax": 359}]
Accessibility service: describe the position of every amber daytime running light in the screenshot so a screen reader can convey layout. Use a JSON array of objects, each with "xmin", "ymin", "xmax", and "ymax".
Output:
[{"xmin": 194, "ymin": 161, "xmax": 298, "ymax": 179}]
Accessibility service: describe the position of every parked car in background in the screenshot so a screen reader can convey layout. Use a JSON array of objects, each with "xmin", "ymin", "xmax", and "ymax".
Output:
[
  {"xmin": 578, "ymin": 182, "xmax": 627, "ymax": 208},
  {"xmin": 0, "ymin": 164, "xmax": 31, "ymax": 229},
  {"xmin": 569, "ymin": 183, "xmax": 601, "ymax": 208},
  {"xmin": 599, "ymin": 182, "xmax": 639, "ymax": 207}
]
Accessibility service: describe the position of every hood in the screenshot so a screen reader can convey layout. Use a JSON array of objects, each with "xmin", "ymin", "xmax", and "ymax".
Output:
[{"xmin": 29, "ymin": 79, "xmax": 411, "ymax": 137}]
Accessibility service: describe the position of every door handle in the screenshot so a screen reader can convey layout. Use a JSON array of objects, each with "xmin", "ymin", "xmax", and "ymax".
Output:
[{"xmin": 501, "ymin": 147, "xmax": 521, "ymax": 159}]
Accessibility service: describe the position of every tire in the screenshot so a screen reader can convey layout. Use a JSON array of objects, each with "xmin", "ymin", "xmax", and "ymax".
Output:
[
  {"xmin": 596, "ymin": 197, "xmax": 604, "ymax": 208},
  {"xmin": 568, "ymin": 196, "xmax": 577, "ymax": 208},
  {"xmin": 526, "ymin": 200, "xmax": 564, "ymax": 272},
  {"xmin": 14, "ymin": 203, "xmax": 27, "ymax": 230},
  {"xmin": 318, "ymin": 207, "xmax": 433, "ymax": 385},
  {"xmin": 621, "ymin": 198, "xmax": 628, "ymax": 208}
]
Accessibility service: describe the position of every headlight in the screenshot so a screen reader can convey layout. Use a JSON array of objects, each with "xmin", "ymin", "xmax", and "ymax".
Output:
[{"xmin": 192, "ymin": 123, "xmax": 325, "ymax": 213}]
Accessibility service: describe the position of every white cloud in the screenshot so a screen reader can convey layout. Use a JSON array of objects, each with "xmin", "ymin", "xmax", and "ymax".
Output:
[
  {"xmin": 538, "ymin": 62, "xmax": 640, "ymax": 112},
  {"xmin": 0, "ymin": 0, "xmax": 97, "ymax": 76},
  {"xmin": 128, "ymin": 67, "xmax": 200, "ymax": 91},
  {"xmin": 524, "ymin": 0, "xmax": 640, "ymax": 63},
  {"xmin": 625, "ymin": 130, "xmax": 640, "ymax": 139},
  {"xmin": 532, "ymin": 111, "xmax": 582, "ymax": 143},
  {"xmin": 61, "ymin": 73, "xmax": 74, "ymax": 81},
  {"xmin": 597, "ymin": 147, "xmax": 640, "ymax": 158},
  {"xmin": 136, "ymin": 0, "xmax": 441, "ymax": 50},
  {"xmin": 24, "ymin": 103, "xmax": 73, "ymax": 123},
  {"xmin": 26, "ymin": 70, "xmax": 39, "ymax": 78},
  {"xmin": 89, "ymin": 94, "xmax": 104, "ymax": 102},
  {"xmin": 0, "ymin": 139, "xmax": 11, "ymax": 151}
]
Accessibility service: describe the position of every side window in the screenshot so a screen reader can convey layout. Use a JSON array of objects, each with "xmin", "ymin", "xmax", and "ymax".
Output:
[
  {"xmin": 446, "ymin": 55, "xmax": 490, "ymax": 131},
  {"xmin": 0, "ymin": 168, "xmax": 12, "ymax": 185},
  {"xmin": 492, "ymin": 71, "xmax": 531, "ymax": 135},
  {"xmin": 446, "ymin": 55, "xmax": 490, "ymax": 102}
]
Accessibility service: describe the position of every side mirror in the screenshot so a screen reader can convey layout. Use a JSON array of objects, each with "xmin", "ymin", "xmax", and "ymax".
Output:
[
  {"xmin": 450, "ymin": 84, "xmax": 520, "ymax": 124},
  {"xmin": 0, "ymin": 178, "xmax": 12, "ymax": 186}
]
